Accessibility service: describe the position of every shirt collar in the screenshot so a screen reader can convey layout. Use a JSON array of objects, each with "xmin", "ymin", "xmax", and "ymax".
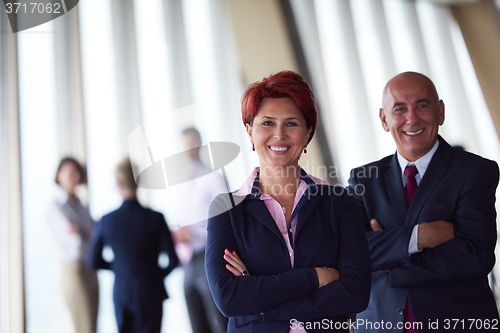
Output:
[
  {"xmin": 234, "ymin": 166, "xmax": 328, "ymax": 199},
  {"xmin": 55, "ymin": 187, "xmax": 69, "ymax": 203},
  {"xmin": 397, "ymin": 139, "xmax": 439, "ymax": 179}
]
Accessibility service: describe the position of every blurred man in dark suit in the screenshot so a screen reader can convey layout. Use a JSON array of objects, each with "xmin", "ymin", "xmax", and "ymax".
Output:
[{"xmin": 88, "ymin": 158, "xmax": 179, "ymax": 333}]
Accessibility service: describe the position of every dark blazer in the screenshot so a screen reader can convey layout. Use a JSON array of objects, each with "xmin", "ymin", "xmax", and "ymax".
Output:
[
  {"xmin": 88, "ymin": 199, "xmax": 179, "ymax": 303},
  {"xmin": 205, "ymin": 173, "xmax": 371, "ymax": 333},
  {"xmin": 348, "ymin": 136, "xmax": 499, "ymax": 333}
]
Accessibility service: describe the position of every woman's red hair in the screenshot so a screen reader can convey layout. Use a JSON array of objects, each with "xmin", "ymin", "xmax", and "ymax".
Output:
[{"xmin": 241, "ymin": 71, "xmax": 317, "ymax": 143}]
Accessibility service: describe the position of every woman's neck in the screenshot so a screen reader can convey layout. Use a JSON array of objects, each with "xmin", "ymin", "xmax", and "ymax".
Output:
[
  {"xmin": 62, "ymin": 186, "xmax": 76, "ymax": 197},
  {"xmin": 258, "ymin": 165, "xmax": 301, "ymax": 199}
]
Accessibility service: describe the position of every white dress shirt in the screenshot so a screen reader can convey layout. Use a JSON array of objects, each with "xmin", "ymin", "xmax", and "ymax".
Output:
[
  {"xmin": 396, "ymin": 140, "xmax": 439, "ymax": 255},
  {"xmin": 175, "ymin": 161, "xmax": 228, "ymax": 254}
]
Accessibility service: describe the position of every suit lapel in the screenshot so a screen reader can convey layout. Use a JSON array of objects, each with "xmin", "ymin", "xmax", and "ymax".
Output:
[
  {"xmin": 244, "ymin": 198, "xmax": 284, "ymax": 241},
  {"xmin": 405, "ymin": 137, "xmax": 452, "ymax": 225},
  {"xmin": 294, "ymin": 189, "xmax": 322, "ymax": 240},
  {"xmin": 385, "ymin": 155, "xmax": 408, "ymax": 225}
]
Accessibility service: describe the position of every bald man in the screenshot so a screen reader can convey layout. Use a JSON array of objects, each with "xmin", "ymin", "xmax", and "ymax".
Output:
[{"xmin": 348, "ymin": 72, "xmax": 499, "ymax": 333}]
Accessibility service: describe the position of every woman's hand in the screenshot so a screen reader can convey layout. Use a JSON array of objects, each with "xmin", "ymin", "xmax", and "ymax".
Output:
[
  {"xmin": 315, "ymin": 267, "xmax": 340, "ymax": 287},
  {"xmin": 68, "ymin": 222, "xmax": 80, "ymax": 234},
  {"xmin": 224, "ymin": 249, "xmax": 249, "ymax": 276}
]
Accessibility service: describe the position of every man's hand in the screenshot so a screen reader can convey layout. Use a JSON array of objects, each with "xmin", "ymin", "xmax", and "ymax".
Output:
[
  {"xmin": 370, "ymin": 219, "xmax": 383, "ymax": 231},
  {"xmin": 172, "ymin": 227, "xmax": 192, "ymax": 244},
  {"xmin": 370, "ymin": 219, "xmax": 388, "ymax": 273},
  {"xmin": 417, "ymin": 220, "xmax": 454, "ymax": 250}
]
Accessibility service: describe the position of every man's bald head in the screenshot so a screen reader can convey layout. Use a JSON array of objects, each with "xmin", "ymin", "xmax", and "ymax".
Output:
[{"xmin": 382, "ymin": 72, "xmax": 439, "ymax": 107}]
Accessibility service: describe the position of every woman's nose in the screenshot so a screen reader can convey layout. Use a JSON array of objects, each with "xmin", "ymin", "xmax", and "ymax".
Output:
[{"xmin": 273, "ymin": 125, "xmax": 285, "ymax": 139}]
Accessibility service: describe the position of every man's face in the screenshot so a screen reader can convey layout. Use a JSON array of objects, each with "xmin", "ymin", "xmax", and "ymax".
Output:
[
  {"xmin": 380, "ymin": 74, "xmax": 445, "ymax": 161},
  {"xmin": 182, "ymin": 133, "xmax": 201, "ymax": 161}
]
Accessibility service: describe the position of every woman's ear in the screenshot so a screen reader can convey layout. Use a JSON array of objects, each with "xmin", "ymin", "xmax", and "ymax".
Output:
[
  {"xmin": 306, "ymin": 127, "xmax": 312, "ymax": 144},
  {"xmin": 246, "ymin": 123, "xmax": 253, "ymax": 142}
]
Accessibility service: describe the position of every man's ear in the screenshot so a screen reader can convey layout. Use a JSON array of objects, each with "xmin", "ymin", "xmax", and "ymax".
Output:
[
  {"xmin": 379, "ymin": 108, "xmax": 390, "ymax": 132},
  {"xmin": 438, "ymin": 100, "xmax": 445, "ymax": 126}
]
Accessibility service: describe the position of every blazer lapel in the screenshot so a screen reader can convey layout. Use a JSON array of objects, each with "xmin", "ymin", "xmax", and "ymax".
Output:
[
  {"xmin": 385, "ymin": 154, "xmax": 408, "ymax": 225},
  {"xmin": 294, "ymin": 189, "xmax": 322, "ymax": 240},
  {"xmin": 405, "ymin": 136, "xmax": 452, "ymax": 226},
  {"xmin": 244, "ymin": 198, "xmax": 284, "ymax": 241}
]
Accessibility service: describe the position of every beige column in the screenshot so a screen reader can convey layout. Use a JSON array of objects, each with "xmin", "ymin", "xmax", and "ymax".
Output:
[
  {"xmin": 53, "ymin": 6, "xmax": 87, "ymax": 161},
  {"xmin": 451, "ymin": 0, "xmax": 500, "ymax": 140},
  {"xmin": 110, "ymin": 0, "xmax": 143, "ymax": 156},
  {"xmin": 0, "ymin": 10, "xmax": 25, "ymax": 333},
  {"xmin": 225, "ymin": 0, "xmax": 326, "ymax": 179},
  {"xmin": 162, "ymin": 0, "xmax": 192, "ymax": 110}
]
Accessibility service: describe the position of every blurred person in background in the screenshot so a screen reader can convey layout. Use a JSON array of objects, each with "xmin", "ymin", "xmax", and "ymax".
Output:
[
  {"xmin": 88, "ymin": 157, "xmax": 179, "ymax": 333},
  {"xmin": 173, "ymin": 127, "xmax": 228, "ymax": 333},
  {"xmin": 47, "ymin": 157, "xmax": 99, "ymax": 333}
]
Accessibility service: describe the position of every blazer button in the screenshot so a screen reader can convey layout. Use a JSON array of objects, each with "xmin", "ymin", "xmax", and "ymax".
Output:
[
  {"xmin": 289, "ymin": 252, "xmax": 292, "ymax": 257},
  {"xmin": 397, "ymin": 308, "xmax": 405, "ymax": 316}
]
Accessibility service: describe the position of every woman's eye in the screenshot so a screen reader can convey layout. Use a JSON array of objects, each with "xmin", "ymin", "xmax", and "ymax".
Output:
[
  {"xmin": 286, "ymin": 122, "xmax": 298, "ymax": 127},
  {"xmin": 262, "ymin": 121, "xmax": 273, "ymax": 126}
]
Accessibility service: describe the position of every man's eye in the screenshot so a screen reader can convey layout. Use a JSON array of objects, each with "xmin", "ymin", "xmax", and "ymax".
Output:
[{"xmin": 418, "ymin": 104, "xmax": 428, "ymax": 108}]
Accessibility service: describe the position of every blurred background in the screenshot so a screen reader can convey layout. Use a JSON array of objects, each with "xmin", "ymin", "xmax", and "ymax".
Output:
[{"xmin": 2, "ymin": 0, "xmax": 500, "ymax": 332}]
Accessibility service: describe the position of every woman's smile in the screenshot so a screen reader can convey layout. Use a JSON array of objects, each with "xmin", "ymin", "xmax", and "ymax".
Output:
[{"xmin": 246, "ymin": 97, "xmax": 311, "ymax": 169}]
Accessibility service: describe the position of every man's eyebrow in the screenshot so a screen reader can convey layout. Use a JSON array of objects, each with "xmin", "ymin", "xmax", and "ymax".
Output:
[
  {"xmin": 392, "ymin": 102, "xmax": 405, "ymax": 109},
  {"xmin": 416, "ymin": 98, "xmax": 430, "ymax": 104}
]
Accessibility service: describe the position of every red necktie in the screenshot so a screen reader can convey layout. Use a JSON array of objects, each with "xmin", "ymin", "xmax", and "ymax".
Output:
[
  {"xmin": 405, "ymin": 165, "xmax": 418, "ymax": 206},
  {"xmin": 404, "ymin": 164, "xmax": 418, "ymax": 333}
]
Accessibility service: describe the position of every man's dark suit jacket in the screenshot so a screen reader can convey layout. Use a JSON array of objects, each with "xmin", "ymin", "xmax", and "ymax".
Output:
[
  {"xmin": 205, "ymin": 175, "xmax": 371, "ymax": 333},
  {"xmin": 348, "ymin": 136, "xmax": 499, "ymax": 333},
  {"xmin": 88, "ymin": 199, "xmax": 179, "ymax": 304}
]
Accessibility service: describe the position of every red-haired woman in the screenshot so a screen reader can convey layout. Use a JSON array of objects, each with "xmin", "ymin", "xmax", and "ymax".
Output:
[{"xmin": 205, "ymin": 71, "xmax": 371, "ymax": 332}]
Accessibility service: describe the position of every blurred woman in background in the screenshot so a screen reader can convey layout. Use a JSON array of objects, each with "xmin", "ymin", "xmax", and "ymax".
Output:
[{"xmin": 47, "ymin": 157, "xmax": 98, "ymax": 333}]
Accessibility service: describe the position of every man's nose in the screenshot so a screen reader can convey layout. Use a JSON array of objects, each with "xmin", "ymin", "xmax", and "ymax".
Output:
[{"xmin": 405, "ymin": 108, "xmax": 419, "ymax": 126}]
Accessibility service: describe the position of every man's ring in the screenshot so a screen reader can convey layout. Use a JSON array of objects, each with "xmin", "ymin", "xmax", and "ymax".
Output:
[{"xmin": 241, "ymin": 270, "xmax": 249, "ymax": 276}]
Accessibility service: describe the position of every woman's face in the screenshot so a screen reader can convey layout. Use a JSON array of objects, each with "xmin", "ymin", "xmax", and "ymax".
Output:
[
  {"xmin": 57, "ymin": 162, "xmax": 81, "ymax": 194},
  {"xmin": 246, "ymin": 98, "xmax": 311, "ymax": 170}
]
